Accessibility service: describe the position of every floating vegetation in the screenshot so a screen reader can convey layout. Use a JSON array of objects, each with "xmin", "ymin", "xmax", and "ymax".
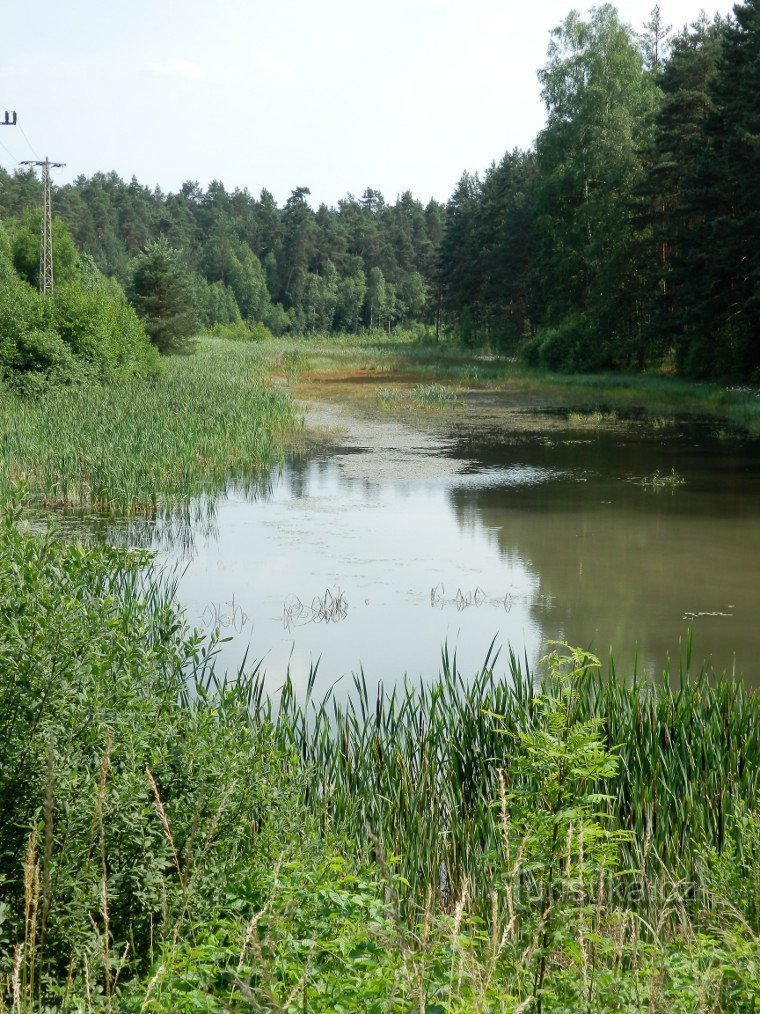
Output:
[
  {"xmin": 683, "ymin": 607, "xmax": 735, "ymax": 621},
  {"xmin": 202, "ymin": 595, "xmax": 250, "ymax": 632},
  {"xmin": 282, "ymin": 587, "xmax": 348, "ymax": 630},
  {"xmin": 567, "ymin": 409, "xmax": 618, "ymax": 426},
  {"xmin": 650, "ymin": 415, "xmax": 676, "ymax": 430},
  {"xmin": 376, "ymin": 383, "xmax": 460, "ymax": 409},
  {"xmin": 430, "ymin": 583, "xmax": 513, "ymax": 611},
  {"xmin": 637, "ymin": 467, "xmax": 686, "ymax": 490}
]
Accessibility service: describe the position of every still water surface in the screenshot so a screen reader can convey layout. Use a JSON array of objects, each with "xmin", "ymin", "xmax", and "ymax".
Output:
[{"xmin": 143, "ymin": 390, "xmax": 760, "ymax": 699}]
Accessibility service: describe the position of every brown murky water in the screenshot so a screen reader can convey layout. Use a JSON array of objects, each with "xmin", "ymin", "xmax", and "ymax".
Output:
[
  {"xmin": 90, "ymin": 376, "xmax": 760, "ymax": 696},
  {"xmin": 171, "ymin": 375, "xmax": 760, "ymax": 696}
]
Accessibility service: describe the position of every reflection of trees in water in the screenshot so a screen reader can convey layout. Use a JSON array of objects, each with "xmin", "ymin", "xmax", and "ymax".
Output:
[{"xmin": 448, "ymin": 478, "xmax": 760, "ymax": 679}]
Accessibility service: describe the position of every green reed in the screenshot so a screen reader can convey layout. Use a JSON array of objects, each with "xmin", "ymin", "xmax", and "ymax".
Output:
[
  {"xmin": 0, "ymin": 339, "xmax": 299, "ymax": 515},
  {"xmin": 205, "ymin": 643, "xmax": 758, "ymax": 916}
]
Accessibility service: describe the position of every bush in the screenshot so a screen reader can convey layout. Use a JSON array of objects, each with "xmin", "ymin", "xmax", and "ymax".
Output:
[
  {"xmin": 9, "ymin": 328, "xmax": 86, "ymax": 388},
  {"xmin": 9, "ymin": 212, "xmax": 79, "ymax": 290},
  {"xmin": 50, "ymin": 283, "xmax": 160, "ymax": 380},
  {"xmin": 523, "ymin": 312, "xmax": 608, "ymax": 372},
  {"xmin": 0, "ymin": 245, "xmax": 159, "ymax": 389},
  {"xmin": 0, "ymin": 493, "xmax": 301, "ymax": 1002},
  {"xmin": 207, "ymin": 319, "xmax": 252, "ymax": 340}
]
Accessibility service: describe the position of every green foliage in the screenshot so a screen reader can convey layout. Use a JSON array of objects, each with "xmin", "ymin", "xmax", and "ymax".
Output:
[
  {"xmin": 0, "ymin": 492, "xmax": 304, "ymax": 1005},
  {"xmin": 0, "ymin": 250, "xmax": 156, "ymax": 388},
  {"xmin": 227, "ymin": 250, "xmax": 271, "ymax": 324},
  {"xmin": 526, "ymin": 312, "xmax": 600, "ymax": 371},
  {"xmin": 0, "ymin": 495, "xmax": 757, "ymax": 1009},
  {"xmin": 9, "ymin": 212, "xmax": 79, "ymax": 290},
  {"xmin": 535, "ymin": 6, "xmax": 660, "ymax": 365},
  {"xmin": 128, "ymin": 238, "xmax": 197, "ymax": 354},
  {"xmin": 195, "ymin": 277, "xmax": 242, "ymax": 329},
  {"xmin": 49, "ymin": 282, "xmax": 159, "ymax": 380},
  {"xmin": 234, "ymin": 643, "xmax": 759, "ymax": 925},
  {"xmin": 141, "ymin": 856, "xmax": 403, "ymax": 1011}
]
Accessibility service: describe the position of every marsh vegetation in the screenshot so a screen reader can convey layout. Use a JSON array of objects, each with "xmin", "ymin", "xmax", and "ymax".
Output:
[{"xmin": 1, "ymin": 497, "xmax": 757, "ymax": 1010}]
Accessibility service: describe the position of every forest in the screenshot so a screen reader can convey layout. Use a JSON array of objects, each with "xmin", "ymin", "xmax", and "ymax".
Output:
[{"xmin": 1, "ymin": 1, "xmax": 758, "ymax": 379}]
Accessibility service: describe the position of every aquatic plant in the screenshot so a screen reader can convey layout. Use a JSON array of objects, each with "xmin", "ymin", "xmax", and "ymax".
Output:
[
  {"xmin": 567, "ymin": 409, "xmax": 618, "ymax": 426},
  {"xmin": 638, "ymin": 467, "xmax": 686, "ymax": 490},
  {"xmin": 375, "ymin": 382, "xmax": 460, "ymax": 409},
  {"xmin": 0, "ymin": 339, "xmax": 298, "ymax": 515},
  {"xmin": 210, "ymin": 639, "xmax": 759, "ymax": 919},
  {"xmin": 2, "ymin": 497, "xmax": 757, "ymax": 1010}
]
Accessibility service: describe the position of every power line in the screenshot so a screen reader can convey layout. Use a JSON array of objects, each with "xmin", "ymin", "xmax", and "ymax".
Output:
[
  {"xmin": 19, "ymin": 157, "xmax": 66, "ymax": 297},
  {"xmin": 0, "ymin": 136, "xmax": 17, "ymax": 162},
  {"xmin": 19, "ymin": 125, "xmax": 38, "ymax": 158}
]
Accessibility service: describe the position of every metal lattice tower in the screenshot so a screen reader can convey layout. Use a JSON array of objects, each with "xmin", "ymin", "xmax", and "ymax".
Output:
[{"xmin": 19, "ymin": 157, "xmax": 65, "ymax": 296}]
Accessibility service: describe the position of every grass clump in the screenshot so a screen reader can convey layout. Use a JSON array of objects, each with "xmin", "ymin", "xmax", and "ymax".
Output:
[
  {"xmin": 567, "ymin": 409, "xmax": 618, "ymax": 426},
  {"xmin": 0, "ymin": 339, "xmax": 298, "ymax": 514},
  {"xmin": 638, "ymin": 467, "xmax": 687, "ymax": 490},
  {"xmin": 375, "ymin": 382, "xmax": 460, "ymax": 410}
]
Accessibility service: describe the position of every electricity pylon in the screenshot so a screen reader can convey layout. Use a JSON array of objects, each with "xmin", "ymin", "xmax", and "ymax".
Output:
[{"xmin": 19, "ymin": 157, "xmax": 65, "ymax": 296}]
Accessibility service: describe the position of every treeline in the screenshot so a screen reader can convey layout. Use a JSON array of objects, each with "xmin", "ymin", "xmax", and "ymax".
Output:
[
  {"xmin": 442, "ymin": 1, "xmax": 760, "ymax": 377},
  {"xmin": 1, "ymin": 1, "xmax": 757, "ymax": 378},
  {"xmin": 0, "ymin": 172, "xmax": 445, "ymax": 338}
]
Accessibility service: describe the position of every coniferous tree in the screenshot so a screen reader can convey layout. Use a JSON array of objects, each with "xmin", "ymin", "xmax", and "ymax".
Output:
[
  {"xmin": 128, "ymin": 238, "xmax": 196, "ymax": 354},
  {"xmin": 681, "ymin": 0, "xmax": 760, "ymax": 376},
  {"xmin": 640, "ymin": 15, "xmax": 725, "ymax": 366}
]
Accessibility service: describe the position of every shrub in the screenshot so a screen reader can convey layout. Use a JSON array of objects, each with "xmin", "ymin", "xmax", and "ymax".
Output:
[
  {"xmin": 9, "ymin": 212, "xmax": 79, "ymax": 290},
  {"xmin": 0, "ymin": 492, "xmax": 301, "ymax": 1002},
  {"xmin": 50, "ymin": 283, "xmax": 160, "ymax": 380},
  {"xmin": 207, "ymin": 319, "xmax": 252, "ymax": 340}
]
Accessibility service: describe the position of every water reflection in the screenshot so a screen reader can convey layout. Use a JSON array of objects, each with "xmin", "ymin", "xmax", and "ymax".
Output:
[{"xmin": 48, "ymin": 405, "xmax": 760, "ymax": 696}]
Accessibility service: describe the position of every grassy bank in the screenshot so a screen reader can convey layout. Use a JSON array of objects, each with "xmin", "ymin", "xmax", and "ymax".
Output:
[
  {"xmin": 0, "ymin": 339, "xmax": 299, "ymax": 515},
  {"xmin": 1, "ymin": 495, "xmax": 758, "ymax": 1011},
  {"xmin": 257, "ymin": 330, "xmax": 760, "ymax": 431}
]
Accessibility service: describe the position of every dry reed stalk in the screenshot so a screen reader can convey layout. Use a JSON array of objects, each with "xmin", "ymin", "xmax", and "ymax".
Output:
[
  {"xmin": 236, "ymin": 909, "xmax": 266, "ymax": 974},
  {"xmin": 11, "ymin": 946, "xmax": 22, "ymax": 1014},
  {"xmin": 145, "ymin": 767, "xmax": 184, "ymax": 891},
  {"xmin": 447, "ymin": 880, "xmax": 468, "ymax": 1004},
  {"xmin": 83, "ymin": 951, "xmax": 92, "ymax": 1013},
  {"xmin": 140, "ymin": 962, "xmax": 165, "ymax": 1011},
  {"xmin": 577, "ymin": 826, "xmax": 591, "ymax": 1010},
  {"xmin": 23, "ymin": 829, "xmax": 40, "ymax": 1003}
]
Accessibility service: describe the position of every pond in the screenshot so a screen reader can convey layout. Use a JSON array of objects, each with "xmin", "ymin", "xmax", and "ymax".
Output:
[{"xmin": 84, "ymin": 381, "xmax": 760, "ymax": 698}]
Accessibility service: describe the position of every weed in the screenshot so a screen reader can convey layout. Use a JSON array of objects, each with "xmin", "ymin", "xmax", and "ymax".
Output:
[{"xmin": 637, "ymin": 467, "xmax": 686, "ymax": 490}]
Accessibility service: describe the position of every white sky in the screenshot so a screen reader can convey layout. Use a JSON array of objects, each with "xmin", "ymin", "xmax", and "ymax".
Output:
[{"xmin": 0, "ymin": 0, "xmax": 732, "ymax": 208}]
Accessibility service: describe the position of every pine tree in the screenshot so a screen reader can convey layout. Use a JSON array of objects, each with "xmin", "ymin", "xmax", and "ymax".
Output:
[
  {"xmin": 691, "ymin": 0, "xmax": 760, "ymax": 376},
  {"xmin": 128, "ymin": 238, "xmax": 196, "ymax": 354}
]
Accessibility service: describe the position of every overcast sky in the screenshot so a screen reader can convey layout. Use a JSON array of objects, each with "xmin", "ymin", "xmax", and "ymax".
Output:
[{"xmin": 0, "ymin": 0, "xmax": 732, "ymax": 208}]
